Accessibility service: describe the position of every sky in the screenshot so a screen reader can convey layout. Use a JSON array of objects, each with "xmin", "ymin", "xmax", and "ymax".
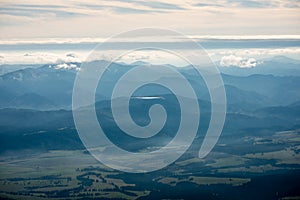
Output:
[
  {"xmin": 0, "ymin": 0, "xmax": 300, "ymax": 66},
  {"xmin": 1, "ymin": 0, "xmax": 300, "ymax": 38}
]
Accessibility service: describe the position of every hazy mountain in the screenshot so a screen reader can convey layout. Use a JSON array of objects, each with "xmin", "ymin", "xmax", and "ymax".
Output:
[
  {"xmin": 218, "ymin": 56, "xmax": 300, "ymax": 77},
  {"xmin": 223, "ymin": 85, "xmax": 273, "ymax": 112},
  {"xmin": 0, "ymin": 63, "xmax": 79, "ymax": 109},
  {"xmin": 0, "ymin": 59, "xmax": 299, "ymax": 111},
  {"xmin": 0, "ymin": 100, "xmax": 299, "ymax": 152},
  {"xmin": 222, "ymin": 74, "xmax": 300, "ymax": 106},
  {"xmin": 0, "ymin": 58, "xmax": 299, "ymax": 156},
  {"xmin": 265, "ymin": 55, "xmax": 300, "ymax": 64},
  {"xmin": 5, "ymin": 93, "xmax": 57, "ymax": 110},
  {"xmin": 0, "ymin": 64, "xmax": 42, "ymax": 75}
]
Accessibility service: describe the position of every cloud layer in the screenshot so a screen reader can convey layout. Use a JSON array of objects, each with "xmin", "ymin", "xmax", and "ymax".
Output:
[
  {"xmin": 0, "ymin": 52, "xmax": 86, "ymax": 65},
  {"xmin": 1, "ymin": 35, "xmax": 300, "ymax": 45},
  {"xmin": 1, "ymin": 47, "xmax": 300, "ymax": 66},
  {"xmin": 1, "ymin": 0, "xmax": 299, "ymax": 38}
]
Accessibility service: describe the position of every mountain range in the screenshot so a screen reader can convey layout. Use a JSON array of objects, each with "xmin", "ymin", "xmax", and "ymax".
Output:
[
  {"xmin": 0, "ymin": 56, "xmax": 299, "ymax": 152},
  {"xmin": 0, "ymin": 56, "xmax": 299, "ymax": 111}
]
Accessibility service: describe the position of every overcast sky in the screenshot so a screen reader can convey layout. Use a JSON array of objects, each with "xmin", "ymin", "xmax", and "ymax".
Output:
[
  {"xmin": 1, "ymin": 0, "xmax": 300, "ymax": 66},
  {"xmin": 1, "ymin": 0, "xmax": 300, "ymax": 39}
]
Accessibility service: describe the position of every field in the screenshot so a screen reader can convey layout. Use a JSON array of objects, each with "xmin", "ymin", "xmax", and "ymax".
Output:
[{"xmin": 0, "ymin": 129, "xmax": 300, "ymax": 199}]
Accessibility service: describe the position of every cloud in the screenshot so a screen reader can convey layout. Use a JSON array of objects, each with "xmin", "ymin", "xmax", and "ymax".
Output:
[
  {"xmin": 130, "ymin": 1, "xmax": 185, "ymax": 10},
  {"xmin": 1, "ymin": 46, "xmax": 300, "ymax": 65},
  {"xmin": 1, "ymin": 35, "xmax": 299, "ymax": 45},
  {"xmin": 216, "ymin": 48, "xmax": 300, "ymax": 57},
  {"xmin": 194, "ymin": 3, "xmax": 224, "ymax": 8},
  {"xmin": 227, "ymin": 0, "xmax": 273, "ymax": 8},
  {"xmin": 194, "ymin": 0, "xmax": 300, "ymax": 8},
  {"xmin": 189, "ymin": 35, "xmax": 300, "ymax": 40},
  {"xmin": 0, "ymin": 4, "xmax": 87, "ymax": 19},
  {"xmin": 111, "ymin": 7, "xmax": 158, "ymax": 14},
  {"xmin": 0, "ymin": 52, "xmax": 86, "ymax": 65},
  {"xmin": 0, "ymin": 49, "xmax": 189, "ymax": 66},
  {"xmin": 1, "ymin": 0, "xmax": 299, "ymax": 21},
  {"xmin": 1, "ymin": 0, "xmax": 300, "ymax": 38},
  {"xmin": 0, "ymin": 0, "xmax": 183, "ymax": 22},
  {"xmin": 53, "ymin": 63, "xmax": 80, "ymax": 71},
  {"xmin": 220, "ymin": 55, "xmax": 258, "ymax": 68}
]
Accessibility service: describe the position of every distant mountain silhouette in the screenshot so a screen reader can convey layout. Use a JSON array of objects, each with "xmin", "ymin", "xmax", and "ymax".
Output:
[{"xmin": 0, "ymin": 58, "xmax": 299, "ymax": 111}]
